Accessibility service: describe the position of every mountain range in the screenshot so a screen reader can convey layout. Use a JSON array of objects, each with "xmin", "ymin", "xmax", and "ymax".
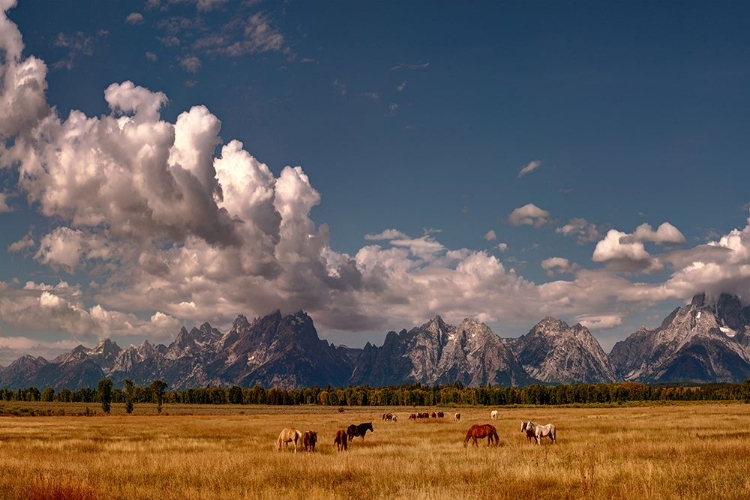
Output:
[{"xmin": 2, "ymin": 293, "xmax": 749, "ymax": 390}]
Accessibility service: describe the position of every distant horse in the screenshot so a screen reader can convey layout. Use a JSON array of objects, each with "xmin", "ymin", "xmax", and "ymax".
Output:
[
  {"xmin": 347, "ymin": 422, "xmax": 374, "ymax": 441},
  {"xmin": 431, "ymin": 412, "xmax": 437, "ymax": 418},
  {"xmin": 409, "ymin": 413, "xmax": 417, "ymax": 420},
  {"xmin": 334, "ymin": 430, "xmax": 348, "ymax": 451},
  {"xmin": 277, "ymin": 428, "xmax": 302, "ymax": 452},
  {"xmin": 520, "ymin": 421, "xmax": 535, "ymax": 443},
  {"xmin": 464, "ymin": 424, "xmax": 499, "ymax": 447},
  {"xmin": 302, "ymin": 430, "xmax": 317, "ymax": 452},
  {"xmin": 522, "ymin": 421, "xmax": 556, "ymax": 444},
  {"xmin": 437, "ymin": 412, "xmax": 444, "ymax": 418},
  {"xmin": 491, "ymin": 410, "xmax": 498, "ymax": 420},
  {"xmin": 454, "ymin": 413, "xmax": 461, "ymax": 421}
]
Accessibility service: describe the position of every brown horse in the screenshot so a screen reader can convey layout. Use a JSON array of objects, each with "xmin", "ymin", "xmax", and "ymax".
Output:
[
  {"xmin": 334, "ymin": 430, "xmax": 348, "ymax": 451},
  {"xmin": 302, "ymin": 430, "xmax": 317, "ymax": 452},
  {"xmin": 464, "ymin": 424, "xmax": 499, "ymax": 447}
]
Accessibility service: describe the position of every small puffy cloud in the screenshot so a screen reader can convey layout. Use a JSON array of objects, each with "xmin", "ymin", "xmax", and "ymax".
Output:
[
  {"xmin": 361, "ymin": 91, "xmax": 379, "ymax": 101},
  {"xmin": 508, "ymin": 203, "xmax": 550, "ymax": 227},
  {"xmin": 0, "ymin": 192, "xmax": 12, "ymax": 212},
  {"xmin": 592, "ymin": 229, "xmax": 663, "ymax": 273},
  {"xmin": 8, "ymin": 233, "xmax": 35, "ymax": 252},
  {"xmin": 224, "ymin": 13, "xmax": 284, "ymax": 56},
  {"xmin": 576, "ymin": 314, "xmax": 623, "ymax": 330},
  {"xmin": 517, "ymin": 160, "xmax": 541, "ymax": 178},
  {"xmin": 179, "ymin": 55, "xmax": 202, "ymax": 73},
  {"xmin": 541, "ymin": 257, "xmax": 579, "ymax": 276},
  {"xmin": 365, "ymin": 229, "xmax": 409, "ymax": 241},
  {"xmin": 556, "ymin": 218, "xmax": 602, "ymax": 244},
  {"xmin": 196, "ymin": 0, "xmax": 228, "ymax": 11},
  {"xmin": 159, "ymin": 36, "xmax": 180, "ymax": 47},
  {"xmin": 627, "ymin": 222, "xmax": 686, "ymax": 245},
  {"xmin": 483, "ymin": 230, "xmax": 497, "ymax": 242},
  {"xmin": 125, "ymin": 12, "xmax": 144, "ymax": 24},
  {"xmin": 35, "ymin": 228, "xmax": 85, "ymax": 271},
  {"xmin": 397, "ymin": 80, "xmax": 408, "ymax": 92},
  {"xmin": 497, "ymin": 243, "xmax": 508, "ymax": 252},
  {"xmin": 145, "ymin": 51, "xmax": 157, "ymax": 61}
]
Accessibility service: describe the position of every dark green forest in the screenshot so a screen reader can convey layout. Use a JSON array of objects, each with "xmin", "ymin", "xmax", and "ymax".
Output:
[{"xmin": 3, "ymin": 380, "xmax": 750, "ymax": 409}]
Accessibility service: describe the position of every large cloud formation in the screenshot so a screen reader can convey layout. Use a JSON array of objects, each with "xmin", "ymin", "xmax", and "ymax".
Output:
[{"xmin": 1, "ymin": 3, "xmax": 750, "ymax": 361}]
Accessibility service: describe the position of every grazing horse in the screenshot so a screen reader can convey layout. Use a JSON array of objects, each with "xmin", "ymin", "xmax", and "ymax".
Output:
[
  {"xmin": 302, "ymin": 430, "xmax": 317, "ymax": 452},
  {"xmin": 334, "ymin": 430, "xmax": 348, "ymax": 451},
  {"xmin": 277, "ymin": 428, "xmax": 302, "ymax": 452},
  {"xmin": 437, "ymin": 412, "xmax": 444, "ymax": 418},
  {"xmin": 522, "ymin": 421, "xmax": 556, "ymax": 444},
  {"xmin": 454, "ymin": 413, "xmax": 461, "ymax": 421},
  {"xmin": 491, "ymin": 410, "xmax": 498, "ymax": 420},
  {"xmin": 347, "ymin": 422, "xmax": 374, "ymax": 441},
  {"xmin": 520, "ymin": 421, "xmax": 535, "ymax": 443},
  {"xmin": 464, "ymin": 424, "xmax": 499, "ymax": 447}
]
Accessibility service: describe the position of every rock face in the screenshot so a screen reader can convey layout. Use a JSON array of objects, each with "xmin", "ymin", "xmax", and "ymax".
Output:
[
  {"xmin": 610, "ymin": 293, "xmax": 750, "ymax": 383},
  {"xmin": 508, "ymin": 317, "xmax": 617, "ymax": 384},
  {"xmin": 349, "ymin": 316, "xmax": 533, "ymax": 387}
]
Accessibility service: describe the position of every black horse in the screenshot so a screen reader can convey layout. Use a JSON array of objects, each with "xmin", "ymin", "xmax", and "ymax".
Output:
[{"xmin": 347, "ymin": 422, "xmax": 374, "ymax": 441}]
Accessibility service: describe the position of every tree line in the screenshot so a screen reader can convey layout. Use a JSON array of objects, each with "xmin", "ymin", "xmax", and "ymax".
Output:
[{"xmin": 2, "ymin": 379, "xmax": 750, "ymax": 413}]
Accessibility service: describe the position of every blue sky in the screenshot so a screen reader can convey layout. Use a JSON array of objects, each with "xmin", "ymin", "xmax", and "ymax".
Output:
[{"xmin": 0, "ymin": 0, "xmax": 748, "ymax": 364}]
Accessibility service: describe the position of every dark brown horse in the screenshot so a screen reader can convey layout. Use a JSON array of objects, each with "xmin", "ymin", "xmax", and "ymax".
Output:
[
  {"xmin": 302, "ymin": 430, "xmax": 317, "ymax": 452},
  {"xmin": 347, "ymin": 422, "xmax": 373, "ymax": 441},
  {"xmin": 464, "ymin": 424, "xmax": 499, "ymax": 447},
  {"xmin": 334, "ymin": 430, "xmax": 348, "ymax": 451}
]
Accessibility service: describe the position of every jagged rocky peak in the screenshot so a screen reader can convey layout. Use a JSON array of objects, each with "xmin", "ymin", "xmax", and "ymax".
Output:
[
  {"xmin": 532, "ymin": 316, "xmax": 570, "ymax": 335},
  {"xmin": 232, "ymin": 314, "xmax": 251, "ymax": 332},
  {"xmin": 458, "ymin": 318, "xmax": 493, "ymax": 338},
  {"xmin": 706, "ymin": 293, "xmax": 749, "ymax": 332},
  {"xmin": 91, "ymin": 338, "xmax": 121, "ymax": 354}
]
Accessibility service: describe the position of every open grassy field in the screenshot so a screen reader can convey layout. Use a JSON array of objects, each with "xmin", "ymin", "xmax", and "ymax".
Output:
[{"xmin": 1, "ymin": 402, "xmax": 749, "ymax": 499}]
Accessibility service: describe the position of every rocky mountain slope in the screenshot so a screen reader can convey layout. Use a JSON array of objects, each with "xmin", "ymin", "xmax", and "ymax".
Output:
[
  {"xmin": 349, "ymin": 316, "xmax": 533, "ymax": 387},
  {"xmin": 610, "ymin": 293, "xmax": 750, "ymax": 383},
  {"xmin": 508, "ymin": 317, "xmax": 617, "ymax": 384}
]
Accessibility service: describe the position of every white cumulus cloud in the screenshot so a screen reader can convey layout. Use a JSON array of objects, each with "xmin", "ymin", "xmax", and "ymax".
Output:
[{"xmin": 508, "ymin": 203, "xmax": 550, "ymax": 227}]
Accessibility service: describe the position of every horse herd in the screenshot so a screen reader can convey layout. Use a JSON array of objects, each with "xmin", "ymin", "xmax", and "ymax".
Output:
[
  {"xmin": 277, "ymin": 422, "xmax": 374, "ymax": 453},
  {"xmin": 276, "ymin": 411, "xmax": 557, "ymax": 452}
]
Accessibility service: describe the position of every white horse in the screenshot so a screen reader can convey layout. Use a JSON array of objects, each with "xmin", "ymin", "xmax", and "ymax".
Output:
[
  {"xmin": 490, "ymin": 410, "xmax": 498, "ymax": 420},
  {"xmin": 453, "ymin": 412, "xmax": 461, "ymax": 421},
  {"xmin": 276, "ymin": 428, "xmax": 303, "ymax": 452},
  {"xmin": 521, "ymin": 421, "xmax": 556, "ymax": 444}
]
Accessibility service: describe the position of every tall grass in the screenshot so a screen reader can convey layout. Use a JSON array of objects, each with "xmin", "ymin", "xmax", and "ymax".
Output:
[{"xmin": 0, "ymin": 402, "xmax": 749, "ymax": 499}]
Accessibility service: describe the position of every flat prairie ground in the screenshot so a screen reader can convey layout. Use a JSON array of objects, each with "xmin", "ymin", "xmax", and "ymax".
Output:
[{"xmin": 0, "ymin": 402, "xmax": 749, "ymax": 500}]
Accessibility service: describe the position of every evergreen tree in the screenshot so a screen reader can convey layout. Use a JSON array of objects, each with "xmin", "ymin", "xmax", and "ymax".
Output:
[
  {"xmin": 97, "ymin": 378, "xmax": 113, "ymax": 414},
  {"xmin": 124, "ymin": 378, "xmax": 135, "ymax": 414},
  {"xmin": 150, "ymin": 379, "xmax": 168, "ymax": 414}
]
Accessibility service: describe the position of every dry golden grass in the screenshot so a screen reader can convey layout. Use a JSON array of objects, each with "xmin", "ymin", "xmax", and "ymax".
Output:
[{"xmin": 1, "ymin": 402, "xmax": 749, "ymax": 499}]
